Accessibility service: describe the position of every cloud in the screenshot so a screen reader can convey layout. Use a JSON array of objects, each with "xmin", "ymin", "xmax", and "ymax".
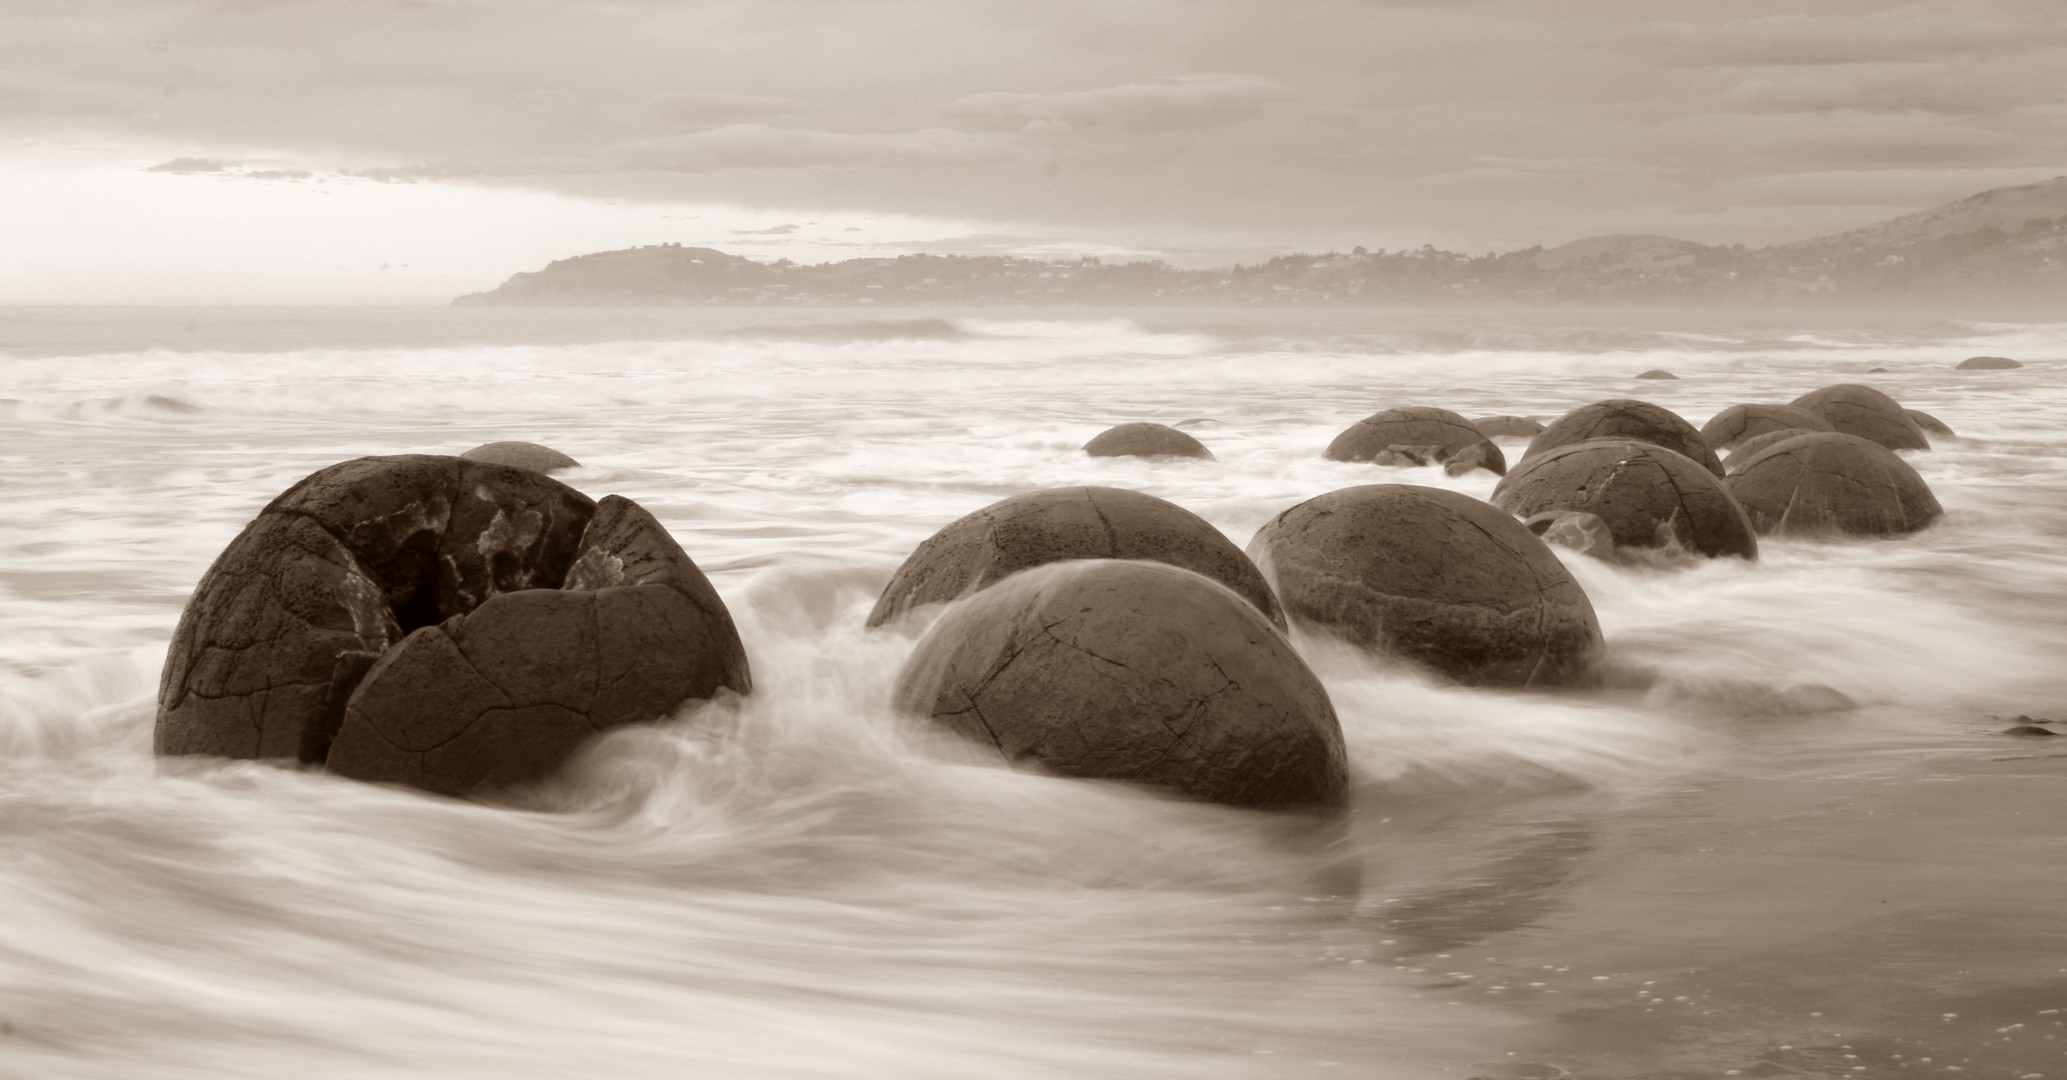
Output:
[
  {"xmin": 945, "ymin": 75, "xmax": 1294, "ymax": 133},
  {"xmin": 146, "ymin": 157, "xmax": 230, "ymax": 173},
  {"xmin": 649, "ymin": 92, "xmax": 796, "ymax": 125},
  {"xmin": 1632, "ymin": 11, "xmax": 2066, "ymax": 68},
  {"xmin": 615, "ymin": 124, "xmax": 1019, "ymax": 171}
]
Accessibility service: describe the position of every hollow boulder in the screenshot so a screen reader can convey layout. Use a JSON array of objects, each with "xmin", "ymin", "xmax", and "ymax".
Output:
[
  {"xmin": 893, "ymin": 559, "xmax": 1347, "ymax": 810},
  {"xmin": 1724, "ymin": 432, "xmax": 1944, "ymax": 537},
  {"xmin": 1083, "ymin": 422, "xmax": 1215, "ymax": 461},
  {"xmin": 1472, "ymin": 415, "xmax": 1545, "ymax": 438},
  {"xmin": 1324, "ymin": 406, "xmax": 1505, "ymax": 476},
  {"xmin": 1522, "ymin": 399, "xmax": 1723, "ymax": 477},
  {"xmin": 1956, "ymin": 356, "xmax": 2022, "ymax": 370},
  {"xmin": 460, "ymin": 441, "xmax": 580, "ymax": 473},
  {"xmin": 1906, "ymin": 409, "xmax": 1956, "ymax": 438},
  {"xmin": 1699, "ymin": 403, "xmax": 1834, "ymax": 450},
  {"xmin": 1787, "ymin": 384, "xmax": 1929, "ymax": 451},
  {"xmin": 1492, "ymin": 439, "xmax": 1757, "ymax": 560},
  {"xmin": 867, "ymin": 486, "xmax": 1282, "ymax": 629},
  {"xmin": 1248, "ymin": 484, "xmax": 1603, "ymax": 687}
]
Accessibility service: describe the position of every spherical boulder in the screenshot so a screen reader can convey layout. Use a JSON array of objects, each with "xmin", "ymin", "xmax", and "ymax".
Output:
[
  {"xmin": 1492, "ymin": 439, "xmax": 1757, "ymax": 560},
  {"xmin": 867, "ymin": 487, "xmax": 1282, "ymax": 629},
  {"xmin": 1472, "ymin": 415, "xmax": 1545, "ymax": 438},
  {"xmin": 1083, "ymin": 422, "xmax": 1214, "ymax": 461},
  {"xmin": 1524, "ymin": 510, "xmax": 1617, "ymax": 561},
  {"xmin": 1635, "ymin": 369, "xmax": 1679, "ymax": 380},
  {"xmin": 1957, "ymin": 356, "xmax": 2022, "ymax": 370},
  {"xmin": 1699, "ymin": 403, "xmax": 1834, "ymax": 450},
  {"xmin": 1722, "ymin": 427, "xmax": 1827, "ymax": 473},
  {"xmin": 1906, "ymin": 409, "xmax": 1956, "ymax": 438},
  {"xmin": 1325, "ymin": 406, "xmax": 1505, "ymax": 476},
  {"xmin": 1787, "ymin": 384, "xmax": 1929, "ymax": 451},
  {"xmin": 893, "ymin": 560, "xmax": 1347, "ymax": 810},
  {"xmin": 156, "ymin": 455, "xmax": 750, "ymax": 797},
  {"xmin": 1247, "ymin": 485, "xmax": 1603, "ymax": 687},
  {"xmin": 460, "ymin": 441, "xmax": 580, "ymax": 473},
  {"xmin": 1522, "ymin": 399, "xmax": 1723, "ymax": 477},
  {"xmin": 1725, "ymin": 433, "xmax": 1944, "ymax": 538}
]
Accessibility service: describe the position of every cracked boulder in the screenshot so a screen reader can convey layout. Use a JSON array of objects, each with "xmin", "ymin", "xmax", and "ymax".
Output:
[
  {"xmin": 1522, "ymin": 399, "xmax": 1723, "ymax": 477},
  {"xmin": 1699, "ymin": 403, "xmax": 1834, "ymax": 450},
  {"xmin": 1325, "ymin": 406, "xmax": 1505, "ymax": 475},
  {"xmin": 1472, "ymin": 415, "xmax": 1544, "ymax": 438},
  {"xmin": 1524, "ymin": 510, "xmax": 1617, "ymax": 560},
  {"xmin": 892, "ymin": 559, "xmax": 1347, "ymax": 810},
  {"xmin": 460, "ymin": 441, "xmax": 581, "ymax": 473},
  {"xmin": 156, "ymin": 455, "xmax": 750, "ymax": 798},
  {"xmin": 1787, "ymin": 384, "xmax": 1929, "ymax": 451},
  {"xmin": 866, "ymin": 486, "xmax": 1282, "ymax": 630},
  {"xmin": 1723, "ymin": 428, "xmax": 1829, "ymax": 474},
  {"xmin": 1724, "ymin": 432, "xmax": 1944, "ymax": 537},
  {"xmin": 1248, "ymin": 484, "xmax": 1603, "ymax": 687},
  {"xmin": 1493, "ymin": 438, "xmax": 1757, "ymax": 561},
  {"xmin": 1083, "ymin": 422, "xmax": 1215, "ymax": 461}
]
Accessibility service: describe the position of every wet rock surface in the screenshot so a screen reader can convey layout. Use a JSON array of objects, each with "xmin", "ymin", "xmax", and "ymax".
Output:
[
  {"xmin": 1725, "ymin": 432, "xmax": 1945, "ymax": 537},
  {"xmin": 460, "ymin": 441, "xmax": 581, "ymax": 473},
  {"xmin": 867, "ymin": 486, "xmax": 1282, "ymax": 629},
  {"xmin": 1906, "ymin": 409, "xmax": 1956, "ymax": 438},
  {"xmin": 1788, "ymin": 384, "xmax": 1930, "ymax": 451},
  {"xmin": 1082, "ymin": 422, "xmax": 1215, "ymax": 460},
  {"xmin": 1957, "ymin": 355, "xmax": 2022, "ymax": 370},
  {"xmin": 1723, "ymin": 428, "xmax": 1830, "ymax": 473},
  {"xmin": 1524, "ymin": 510, "xmax": 1616, "ymax": 560},
  {"xmin": 1523, "ymin": 399, "xmax": 1723, "ymax": 477},
  {"xmin": 1248, "ymin": 484, "xmax": 1603, "ymax": 687},
  {"xmin": 892, "ymin": 559, "xmax": 1347, "ymax": 810},
  {"xmin": 1699, "ymin": 403, "xmax": 1834, "ymax": 450},
  {"xmin": 1494, "ymin": 438, "xmax": 1757, "ymax": 560},
  {"xmin": 1324, "ymin": 406, "xmax": 1506, "ymax": 475},
  {"xmin": 1473, "ymin": 415, "xmax": 1545, "ymax": 438}
]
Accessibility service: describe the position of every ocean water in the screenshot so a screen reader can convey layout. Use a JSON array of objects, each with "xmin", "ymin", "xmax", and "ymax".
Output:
[{"xmin": 2, "ymin": 305, "xmax": 2065, "ymax": 1079}]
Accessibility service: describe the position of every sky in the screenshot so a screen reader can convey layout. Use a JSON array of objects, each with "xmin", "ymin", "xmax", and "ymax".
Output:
[{"xmin": 3, "ymin": 0, "xmax": 2065, "ymax": 303}]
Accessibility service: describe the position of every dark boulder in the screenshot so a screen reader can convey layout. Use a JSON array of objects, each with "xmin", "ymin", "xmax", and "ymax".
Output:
[
  {"xmin": 867, "ymin": 486, "xmax": 1282, "ymax": 629},
  {"xmin": 1725, "ymin": 433, "xmax": 1944, "ymax": 537},
  {"xmin": 1522, "ymin": 399, "xmax": 1723, "ymax": 477},
  {"xmin": 1524, "ymin": 510, "xmax": 1617, "ymax": 560},
  {"xmin": 1083, "ymin": 422, "xmax": 1215, "ymax": 461},
  {"xmin": 1324, "ymin": 406, "xmax": 1506, "ymax": 476},
  {"xmin": 1906, "ymin": 409, "xmax": 1956, "ymax": 438},
  {"xmin": 1957, "ymin": 356, "xmax": 2022, "ymax": 370},
  {"xmin": 460, "ymin": 441, "xmax": 580, "ymax": 473},
  {"xmin": 1634, "ymin": 369, "xmax": 1679, "ymax": 380},
  {"xmin": 1722, "ymin": 428, "xmax": 1828, "ymax": 473},
  {"xmin": 1472, "ymin": 415, "xmax": 1545, "ymax": 438},
  {"xmin": 1787, "ymin": 384, "xmax": 1929, "ymax": 451},
  {"xmin": 893, "ymin": 560, "xmax": 1347, "ymax": 810},
  {"xmin": 1247, "ymin": 485, "xmax": 1603, "ymax": 687},
  {"xmin": 1492, "ymin": 439, "xmax": 1757, "ymax": 560},
  {"xmin": 1867, "ymin": 366, "xmax": 1891, "ymax": 373},
  {"xmin": 1699, "ymin": 403, "xmax": 1834, "ymax": 450}
]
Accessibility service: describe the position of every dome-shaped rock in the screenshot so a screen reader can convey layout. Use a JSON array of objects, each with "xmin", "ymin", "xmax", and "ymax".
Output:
[
  {"xmin": 1787, "ymin": 384, "xmax": 1929, "ymax": 451},
  {"xmin": 1722, "ymin": 427, "xmax": 1828, "ymax": 473},
  {"xmin": 1472, "ymin": 415, "xmax": 1545, "ymax": 438},
  {"xmin": 1906, "ymin": 409, "xmax": 1956, "ymax": 438},
  {"xmin": 1699, "ymin": 403, "xmax": 1834, "ymax": 450},
  {"xmin": 1524, "ymin": 510, "xmax": 1616, "ymax": 560},
  {"xmin": 893, "ymin": 560, "xmax": 1347, "ymax": 810},
  {"xmin": 867, "ymin": 487, "xmax": 1281, "ymax": 629},
  {"xmin": 1248, "ymin": 485, "xmax": 1603, "ymax": 687},
  {"xmin": 1522, "ymin": 399, "xmax": 1722, "ymax": 477},
  {"xmin": 1634, "ymin": 369, "xmax": 1679, "ymax": 380},
  {"xmin": 1083, "ymin": 422, "xmax": 1215, "ymax": 461},
  {"xmin": 1725, "ymin": 433, "xmax": 1944, "ymax": 537},
  {"xmin": 460, "ymin": 441, "xmax": 580, "ymax": 473},
  {"xmin": 1956, "ymin": 356, "xmax": 2022, "ymax": 370},
  {"xmin": 1493, "ymin": 439, "xmax": 1756, "ymax": 560},
  {"xmin": 1325, "ymin": 406, "xmax": 1505, "ymax": 476}
]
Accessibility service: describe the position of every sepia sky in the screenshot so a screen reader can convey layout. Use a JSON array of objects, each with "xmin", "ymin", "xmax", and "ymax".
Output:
[{"xmin": 3, "ymin": 0, "xmax": 2065, "ymax": 302}]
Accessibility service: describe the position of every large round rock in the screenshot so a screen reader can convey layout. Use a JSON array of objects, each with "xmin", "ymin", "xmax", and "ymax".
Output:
[
  {"xmin": 460, "ymin": 441, "xmax": 580, "ymax": 473},
  {"xmin": 1492, "ymin": 439, "xmax": 1757, "ymax": 560},
  {"xmin": 1723, "ymin": 427, "xmax": 1827, "ymax": 474},
  {"xmin": 866, "ymin": 486, "xmax": 1281, "ymax": 629},
  {"xmin": 1248, "ymin": 485, "xmax": 1603, "ymax": 687},
  {"xmin": 1324, "ymin": 406, "xmax": 1505, "ymax": 476},
  {"xmin": 1473, "ymin": 415, "xmax": 1544, "ymax": 438},
  {"xmin": 1956, "ymin": 356, "xmax": 2021, "ymax": 370},
  {"xmin": 1699, "ymin": 404, "xmax": 1833, "ymax": 450},
  {"xmin": 1523, "ymin": 399, "xmax": 1723, "ymax": 477},
  {"xmin": 893, "ymin": 560, "xmax": 1347, "ymax": 810},
  {"xmin": 1788, "ymin": 384, "xmax": 1929, "ymax": 451},
  {"xmin": 1725, "ymin": 433, "xmax": 1944, "ymax": 537},
  {"xmin": 1083, "ymin": 422, "xmax": 1214, "ymax": 461},
  {"xmin": 1907, "ymin": 409, "xmax": 1956, "ymax": 438}
]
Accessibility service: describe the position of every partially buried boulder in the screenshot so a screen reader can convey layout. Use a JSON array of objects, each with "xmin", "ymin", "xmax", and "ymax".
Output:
[
  {"xmin": 1635, "ymin": 369, "xmax": 1679, "ymax": 380},
  {"xmin": 1083, "ymin": 422, "xmax": 1215, "ymax": 461},
  {"xmin": 1492, "ymin": 438, "xmax": 1757, "ymax": 560},
  {"xmin": 1523, "ymin": 399, "xmax": 1723, "ymax": 477},
  {"xmin": 893, "ymin": 559, "xmax": 1346, "ymax": 810},
  {"xmin": 867, "ymin": 486, "xmax": 1282, "ymax": 629},
  {"xmin": 1722, "ymin": 427, "xmax": 1827, "ymax": 473},
  {"xmin": 1325, "ymin": 406, "xmax": 1505, "ymax": 476},
  {"xmin": 156, "ymin": 455, "xmax": 750, "ymax": 797},
  {"xmin": 1699, "ymin": 403, "xmax": 1834, "ymax": 450},
  {"xmin": 1725, "ymin": 432, "xmax": 1944, "ymax": 537},
  {"xmin": 1788, "ymin": 384, "xmax": 1929, "ymax": 451},
  {"xmin": 1472, "ymin": 415, "xmax": 1545, "ymax": 438},
  {"xmin": 460, "ymin": 441, "xmax": 580, "ymax": 473},
  {"xmin": 1248, "ymin": 485, "xmax": 1603, "ymax": 687},
  {"xmin": 1906, "ymin": 409, "xmax": 1956, "ymax": 438},
  {"xmin": 1957, "ymin": 356, "xmax": 2022, "ymax": 370}
]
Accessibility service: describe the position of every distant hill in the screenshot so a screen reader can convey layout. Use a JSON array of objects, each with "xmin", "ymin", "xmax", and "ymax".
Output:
[{"xmin": 455, "ymin": 177, "xmax": 2067, "ymax": 306}]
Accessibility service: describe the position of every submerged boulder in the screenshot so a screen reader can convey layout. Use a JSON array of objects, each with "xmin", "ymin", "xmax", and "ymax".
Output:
[
  {"xmin": 1957, "ymin": 356, "xmax": 2022, "ymax": 370},
  {"xmin": 1725, "ymin": 432, "xmax": 1944, "ymax": 537},
  {"xmin": 1634, "ymin": 369, "xmax": 1679, "ymax": 380},
  {"xmin": 1906, "ymin": 409, "xmax": 1956, "ymax": 438},
  {"xmin": 1699, "ymin": 403, "xmax": 1834, "ymax": 450},
  {"xmin": 1493, "ymin": 439, "xmax": 1757, "ymax": 560},
  {"xmin": 1472, "ymin": 415, "xmax": 1545, "ymax": 438},
  {"xmin": 1523, "ymin": 399, "xmax": 1723, "ymax": 477},
  {"xmin": 1083, "ymin": 422, "xmax": 1215, "ymax": 461},
  {"xmin": 156, "ymin": 456, "xmax": 750, "ymax": 797},
  {"xmin": 1788, "ymin": 384, "xmax": 1929, "ymax": 451},
  {"xmin": 867, "ymin": 486, "xmax": 1281, "ymax": 629},
  {"xmin": 893, "ymin": 560, "xmax": 1347, "ymax": 810},
  {"xmin": 460, "ymin": 441, "xmax": 581, "ymax": 473},
  {"xmin": 1325, "ymin": 406, "xmax": 1506, "ymax": 476},
  {"xmin": 1248, "ymin": 484, "xmax": 1603, "ymax": 687}
]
